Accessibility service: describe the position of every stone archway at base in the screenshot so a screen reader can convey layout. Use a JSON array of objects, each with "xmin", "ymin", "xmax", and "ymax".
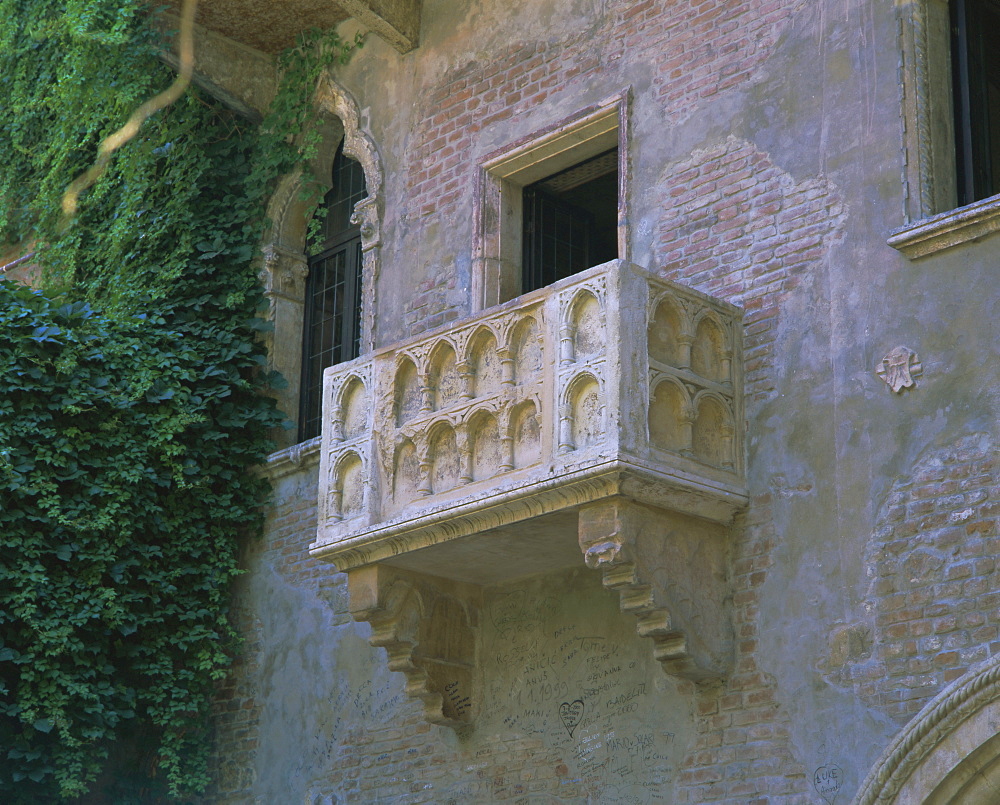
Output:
[{"xmin": 854, "ymin": 654, "xmax": 1000, "ymax": 804}]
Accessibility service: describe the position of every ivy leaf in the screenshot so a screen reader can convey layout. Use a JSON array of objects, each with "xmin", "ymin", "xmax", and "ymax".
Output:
[{"xmin": 29, "ymin": 325, "xmax": 62, "ymax": 343}]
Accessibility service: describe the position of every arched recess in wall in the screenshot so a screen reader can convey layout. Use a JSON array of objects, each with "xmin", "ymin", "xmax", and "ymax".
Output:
[
  {"xmin": 260, "ymin": 70, "xmax": 384, "ymax": 449},
  {"xmin": 853, "ymin": 653, "xmax": 1000, "ymax": 805}
]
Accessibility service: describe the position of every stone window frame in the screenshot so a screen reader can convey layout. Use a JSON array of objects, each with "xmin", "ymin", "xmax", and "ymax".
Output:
[
  {"xmin": 471, "ymin": 89, "xmax": 630, "ymax": 312},
  {"xmin": 260, "ymin": 73, "xmax": 384, "ymax": 455},
  {"xmin": 890, "ymin": 0, "xmax": 1000, "ymax": 258}
]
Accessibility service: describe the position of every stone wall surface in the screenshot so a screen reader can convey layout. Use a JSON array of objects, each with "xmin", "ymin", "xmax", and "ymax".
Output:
[{"xmin": 201, "ymin": 0, "xmax": 1000, "ymax": 801}]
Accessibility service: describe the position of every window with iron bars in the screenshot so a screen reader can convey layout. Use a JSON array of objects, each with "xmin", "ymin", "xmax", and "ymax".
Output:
[
  {"xmin": 521, "ymin": 148, "xmax": 619, "ymax": 294},
  {"xmin": 299, "ymin": 143, "xmax": 367, "ymax": 442}
]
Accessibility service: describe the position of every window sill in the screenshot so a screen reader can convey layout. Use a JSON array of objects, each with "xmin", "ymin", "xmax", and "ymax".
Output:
[{"xmin": 889, "ymin": 194, "xmax": 1000, "ymax": 259}]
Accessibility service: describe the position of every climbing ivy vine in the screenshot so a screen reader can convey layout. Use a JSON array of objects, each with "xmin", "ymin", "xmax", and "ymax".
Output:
[{"xmin": 0, "ymin": 0, "xmax": 357, "ymax": 800}]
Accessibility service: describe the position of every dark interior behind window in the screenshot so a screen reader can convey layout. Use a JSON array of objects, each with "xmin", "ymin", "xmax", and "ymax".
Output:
[
  {"xmin": 522, "ymin": 148, "xmax": 618, "ymax": 294},
  {"xmin": 952, "ymin": 0, "xmax": 1000, "ymax": 205}
]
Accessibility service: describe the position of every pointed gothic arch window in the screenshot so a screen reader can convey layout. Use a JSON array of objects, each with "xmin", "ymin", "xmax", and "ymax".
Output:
[{"xmin": 298, "ymin": 142, "xmax": 368, "ymax": 441}]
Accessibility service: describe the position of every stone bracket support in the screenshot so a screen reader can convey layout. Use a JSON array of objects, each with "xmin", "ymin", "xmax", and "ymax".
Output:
[
  {"xmin": 345, "ymin": 495, "xmax": 734, "ymax": 732},
  {"xmin": 578, "ymin": 497, "xmax": 733, "ymax": 681},
  {"xmin": 347, "ymin": 564, "xmax": 479, "ymax": 727},
  {"xmin": 336, "ymin": 0, "xmax": 423, "ymax": 53}
]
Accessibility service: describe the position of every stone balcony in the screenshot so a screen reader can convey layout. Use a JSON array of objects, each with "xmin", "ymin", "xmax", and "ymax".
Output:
[{"xmin": 311, "ymin": 260, "xmax": 746, "ymax": 725}]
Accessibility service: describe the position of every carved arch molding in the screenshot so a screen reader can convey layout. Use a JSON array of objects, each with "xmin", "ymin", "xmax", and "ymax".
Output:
[
  {"xmin": 260, "ymin": 72, "xmax": 384, "ymax": 445},
  {"xmin": 854, "ymin": 652, "xmax": 1000, "ymax": 804}
]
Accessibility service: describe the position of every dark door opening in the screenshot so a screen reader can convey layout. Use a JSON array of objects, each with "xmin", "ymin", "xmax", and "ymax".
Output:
[{"xmin": 952, "ymin": 0, "xmax": 1000, "ymax": 205}]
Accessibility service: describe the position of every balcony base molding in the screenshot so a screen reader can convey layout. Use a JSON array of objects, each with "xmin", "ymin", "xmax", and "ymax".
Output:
[{"xmin": 312, "ymin": 458, "xmax": 746, "ymax": 573}]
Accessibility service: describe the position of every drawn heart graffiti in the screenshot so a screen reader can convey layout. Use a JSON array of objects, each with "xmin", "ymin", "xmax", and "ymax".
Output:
[
  {"xmin": 558, "ymin": 700, "xmax": 585, "ymax": 737},
  {"xmin": 813, "ymin": 764, "xmax": 844, "ymax": 805}
]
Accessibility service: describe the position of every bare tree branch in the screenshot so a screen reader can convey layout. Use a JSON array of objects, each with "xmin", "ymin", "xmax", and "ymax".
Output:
[{"xmin": 62, "ymin": 0, "xmax": 199, "ymax": 218}]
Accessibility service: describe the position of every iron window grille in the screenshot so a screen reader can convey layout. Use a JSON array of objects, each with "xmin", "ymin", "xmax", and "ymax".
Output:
[
  {"xmin": 521, "ymin": 148, "xmax": 619, "ymax": 294},
  {"xmin": 299, "ymin": 144, "xmax": 367, "ymax": 442}
]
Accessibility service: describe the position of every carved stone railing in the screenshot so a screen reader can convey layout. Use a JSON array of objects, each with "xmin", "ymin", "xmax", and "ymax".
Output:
[{"xmin": 311, "ymin": 260, "xmax": 746, "ymax": 726}]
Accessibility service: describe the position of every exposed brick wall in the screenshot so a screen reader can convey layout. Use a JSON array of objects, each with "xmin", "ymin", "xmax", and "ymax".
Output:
[
  {"xmin": 844, "ymin": 434, "xmax": 1000, "ymax": 723},
  {"xmin": 203, "ymin": 465, "xmax": 323, "ymax": 804},
  {"xmin": 206, "ymin": 601, "xmax": 261, "ymax": 800},
  {"xmin": 204, "ymin": 469, "xmax": 821, "ymax": 805},
  {"xmin": 647, "ymin": 138, "xmax": 845, "ymax": 802},
  {"xmin": 677, "ymin": 501, "xmax": 812, "ymax": 805},
  {"xmin": 626, "ymin": 0, "xmax": 803, "ymax": 125},
  {"xmin": 400, "ymin": 0, "xmax": 805, "ymax": 336},
  {"xmin": 403, "ymin": 272, "xmax": 463, "ymax": 336},
  {"xmin": 655, "ymin": 136, "xmax": 845, "ymax": 405},
  {"xmin": 204, "ymin": 505, "xmax": 701, "ymax": 803}
]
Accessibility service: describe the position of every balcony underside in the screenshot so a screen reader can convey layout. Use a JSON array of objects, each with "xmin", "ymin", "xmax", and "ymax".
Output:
[{"xmin": 168, "ymin": 0, "xmax": 422, "ymax": 54}]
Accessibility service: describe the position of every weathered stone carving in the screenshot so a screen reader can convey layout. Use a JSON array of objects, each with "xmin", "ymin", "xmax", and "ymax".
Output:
[
  {"xmin": 579, "ymin": 498, "xmax": 732, "ymax": 681},
  {"xmin": 314, "ymin": 260, "xmax": 746, "ymax": 723},
  {"xmin": 876, "ymin": 346, "xmax": 922, "ymax": 393},
  {"xmin": 259, "ymin": 245, "xmax": 309, "ymax": 301},
  {"xmin": 347, "ymin": 566, "xmax": 479, "ymax": 728},
  {"xmin": 853, "ymin": 652, "xmax": 1000, "ymax": 805},
  {"xmin": 350, "ymin": 196, "xmax": 381, "ymax": 251}
]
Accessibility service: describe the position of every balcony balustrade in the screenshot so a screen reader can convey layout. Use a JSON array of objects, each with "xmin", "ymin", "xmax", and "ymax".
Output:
[{"xmin": 310, "ymin": 260, "xmax": 747, "ymax": 725}]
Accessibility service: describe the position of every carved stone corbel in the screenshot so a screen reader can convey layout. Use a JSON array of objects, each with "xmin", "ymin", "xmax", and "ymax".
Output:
[
  {"xmin": 348, "ymin": 565, "xmax": 478, "ymax": 728},
  {"xmin": 260, "ymin": 245, "xmax": 309, "ymax": 303},
  {"xmin": 350, "ymin": 196, "xmax": 381, "ymax": 253},
  {"xmin": 578, "ymin": 497, "xmax": 733, "ymax": 681}
]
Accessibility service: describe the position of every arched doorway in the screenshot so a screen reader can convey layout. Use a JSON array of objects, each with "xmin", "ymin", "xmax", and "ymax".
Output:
[{"xmin": 854, "ymin": 654, "xmax": 1000, "ymax": 805}]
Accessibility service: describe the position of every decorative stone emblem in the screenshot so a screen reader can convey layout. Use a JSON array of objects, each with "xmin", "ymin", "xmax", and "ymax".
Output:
[{"xmin": 877, "ymin": 346, "xmax": 922, "ymax": 392}]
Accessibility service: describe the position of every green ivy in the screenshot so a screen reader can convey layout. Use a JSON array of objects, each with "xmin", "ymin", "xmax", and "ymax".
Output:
[{"xmin": 0, "ymin": 1, "xmax": 357, "ymax": 800}]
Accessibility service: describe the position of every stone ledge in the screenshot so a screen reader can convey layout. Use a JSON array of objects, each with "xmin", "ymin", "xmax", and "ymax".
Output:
[
  {"xmin": 888, "ymin": 194, "xmax": 1000, "ymax": 259},
  {"xmin": 311, "ymin": 458, "xmax": 746, "ymax": 573},
  {"xmin": 260, "ymin": 437, "xmax": 321, "ymax": 480}
]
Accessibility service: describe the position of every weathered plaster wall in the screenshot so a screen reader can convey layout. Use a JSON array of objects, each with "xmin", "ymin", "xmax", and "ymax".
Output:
[
  {"xmin": 207, "ymin": 467, "xmax": 699, "ymax": 803},
  {"xmin": 205, "ymin": 0, "xmax": 1000, "ymax": 801}
]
